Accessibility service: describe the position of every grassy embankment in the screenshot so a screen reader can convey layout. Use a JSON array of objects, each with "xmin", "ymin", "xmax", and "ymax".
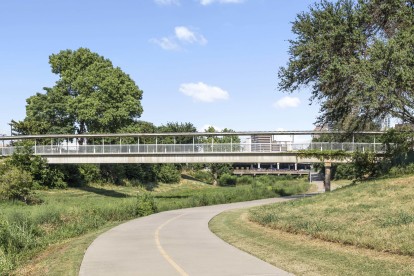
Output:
[
  {"xmin": 0, "ymin": 175, "xmax": 309, "ymax": 275},
  {"xmin": 210, "ymin": 176, "xmax": 414, "ymax": 275}
]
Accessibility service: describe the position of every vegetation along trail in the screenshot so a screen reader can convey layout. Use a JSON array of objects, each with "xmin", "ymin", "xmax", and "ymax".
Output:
[{"xmin": 79, "ymin": 197, "xmax": 294, "ymax": 276}]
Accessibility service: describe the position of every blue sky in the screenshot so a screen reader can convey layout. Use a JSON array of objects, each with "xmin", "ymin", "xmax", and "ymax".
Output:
[{"xmin": 0, "ymin": 0, "xmax": 319, "ymax": 135}]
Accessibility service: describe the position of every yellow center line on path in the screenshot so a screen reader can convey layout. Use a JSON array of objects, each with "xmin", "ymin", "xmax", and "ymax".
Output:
[{"xmin": 155, "ymin": 213, "xmax": 189, "ymax": 276}]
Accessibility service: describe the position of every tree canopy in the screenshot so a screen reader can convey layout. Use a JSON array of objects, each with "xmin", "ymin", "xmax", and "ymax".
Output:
[
  {"xmin": 278, "ymin": 0, "xmax": 414, "ymax": 130},
  {"xmin": 13, "ymin": 48, "xmax": 143, "ymax": 135}
]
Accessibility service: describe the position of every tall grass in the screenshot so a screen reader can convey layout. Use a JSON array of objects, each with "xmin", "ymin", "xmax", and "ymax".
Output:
[
  {"xmin": 0, "ymin": 177, "xmax": 309, "ymax": 274},
  {"xmin": 249, "ymin": 175, "xmax": 414, "ymax": 256},
  {"xmin": 156, "ymin": 176, "xmax": 310, "ymax": 211}
]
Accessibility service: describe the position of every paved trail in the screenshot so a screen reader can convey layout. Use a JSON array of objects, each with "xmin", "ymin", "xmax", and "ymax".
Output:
[{"xmin": 79, "ymin": 198, "xmax": 293, "ymax": 276}]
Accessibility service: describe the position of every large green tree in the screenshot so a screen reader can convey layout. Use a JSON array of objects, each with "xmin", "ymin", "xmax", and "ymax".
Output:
[
  {"xmin": 157, "ymin": 122, "xmax": 197, "ymax": 144},
  {"xmin": 278, "ymin": 0, "xmax": 414, "ymax": 130},
  {"xmin": 13, "ymin": 48, "xmax": 143, "ymax": 135}
]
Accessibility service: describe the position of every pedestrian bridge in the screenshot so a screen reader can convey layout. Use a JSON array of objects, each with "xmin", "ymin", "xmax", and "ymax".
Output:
[{"xmin": 0, "ymin": 131, "xmax": 386, "ymax": 164}]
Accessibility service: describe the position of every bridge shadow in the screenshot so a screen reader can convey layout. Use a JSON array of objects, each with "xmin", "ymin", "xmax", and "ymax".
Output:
[
  {"xmin": 154, "ymin": 195, "xmax": 190, "ymax": 199},
  {"xmin": 181, "ymin": 174, "xmax": 201, "ymax": 182},
  {"xmin": 79, "ymin": 186, "xmax": 131, "ymax": 198}
]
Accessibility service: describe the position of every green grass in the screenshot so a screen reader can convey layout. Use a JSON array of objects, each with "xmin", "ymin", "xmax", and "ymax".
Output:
[
  {"xmin": 11, "ymin": 223, "xmax": 119, "ymax": 276},
  {"xmin": 0, "ymin": 176, "xmax": 310, "ymax": 275},
  {"xmin": 210, "ymin": 176, "xmax": 414, "ymax": 275},
  {"xmin": 210, "ymin": 208, "xmax": 414, "ymax": 276},
  {"xmin": 249, "ymin": 175, "xmax": 414, "ymax": 256}
]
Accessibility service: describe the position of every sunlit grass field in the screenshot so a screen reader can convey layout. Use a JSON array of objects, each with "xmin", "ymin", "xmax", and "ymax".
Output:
[
  {"xmin": 249, "ymin": 176, "xmax": 414, "ymax": 256},
  {"xmin": 211, "ymin": 176, "xmax": 414, "ymax": 275},
  {"xmin": 0, "ymin": 176, "xmax": 309, "ymax": 275}
]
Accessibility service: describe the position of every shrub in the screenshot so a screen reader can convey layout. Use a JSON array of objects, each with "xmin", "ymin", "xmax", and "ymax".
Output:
[
  {"xmin": 333, "ymin": 164, "xmax": 354, "ymax": 180},
  {"xmin": 352, "ymin": 151, "xmax": 381, "ymax": 179},
  {"xmin": 192, "ymin": 170, "xmax": 213, "ymax": 184},
  {"xmin": 135, "ymin": 193, "xmax": 157, "ymax": 216},
  {"xmin": 0, "ymin": 168, "xmax": 35, "ymax": 204},
  {"xmin": 79, "ymin": 164, "xmax": 101, "ymax": 184},
  {"xmin": 255, "ymin": 175, "xmax": 273, "ymax": 186},
  {"xmin": 218, "ymin": 174, "xmax": 237, "ymax": 186},
  {"xmin": 156, "ymin": 164, "xmax": 181, "ymax": 184},
  {"xmin": 388, "ymin": 163, "xmax": 414, "ymax": 177},
  {"xmin": 7, "ymin": 145, "xmax": 66, "ymax": 189},
  {"xmin": 99, "ymin": 164, "xmax": 126, "ymax": 185},
  {"xmin": 236, "ymin": 175, "xmax": 253, "ymax": 185}
]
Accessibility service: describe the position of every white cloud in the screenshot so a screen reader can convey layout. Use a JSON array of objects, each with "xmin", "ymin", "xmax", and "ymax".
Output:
[
  {"xmin": 175, "ymin": 26, "xmax": 207, "ymax": 45},
  {"xmin": 150, "ymin": 37, "xmax": 180, "ymax": 51},
  {"xmin": 151, "ymin": 26, "xmax": 207, "ymax": 50},
  {"xmin": 200, "ymin": 0, "xmax": 244, "ymax": 5},
  {"xmin": 180, "ymin": 82, "xmax": 229, "ymax": 102},
  {"xmin": 154, "ymin": 0, "xmax": 180, "ymax": 5},
  {"xmin": 273, "ymin": 96, "xmax": 301, "ymax": 108}
]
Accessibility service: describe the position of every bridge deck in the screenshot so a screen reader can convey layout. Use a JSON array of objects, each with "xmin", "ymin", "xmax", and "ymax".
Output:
[{"xmin": 0, "ymin": 142, "xmax": 385, "ymax": 164}]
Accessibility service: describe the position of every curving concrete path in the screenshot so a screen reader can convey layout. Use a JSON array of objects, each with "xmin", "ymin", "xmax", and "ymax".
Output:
[{"xmin": 79, "ymin": 198, "xmax": 293, "ymax": 276}]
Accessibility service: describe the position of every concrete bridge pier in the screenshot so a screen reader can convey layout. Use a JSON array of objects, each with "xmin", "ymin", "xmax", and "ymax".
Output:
[{"xmin": 324, "ymin": 161, "xmax": 331, "ymax": 192}]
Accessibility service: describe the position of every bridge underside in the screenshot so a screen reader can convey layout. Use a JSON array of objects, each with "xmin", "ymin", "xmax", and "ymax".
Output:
[{"xmin": 44, "ymin": 153, "xmax": 327, "ymax": 164}]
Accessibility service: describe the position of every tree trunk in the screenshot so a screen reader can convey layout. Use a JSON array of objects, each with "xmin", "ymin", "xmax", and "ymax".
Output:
[
  {"xmin": 213, "ymin": 172, "xmax": 218, "ymax": 186},
  {"xmin": 324, "ymin": 161, "xmax": 331, "ymax": 192}
]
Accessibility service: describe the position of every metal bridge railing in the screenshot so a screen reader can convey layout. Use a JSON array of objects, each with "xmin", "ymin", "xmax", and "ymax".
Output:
[{"xmin": 1, "ymin": 142, "xmax": 387, "ymax": 156}]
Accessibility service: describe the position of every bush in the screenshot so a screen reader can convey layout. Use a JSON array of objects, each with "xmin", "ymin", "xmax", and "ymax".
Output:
[
  {"xmin": 236, "ymin": 175, "xmax": 254, "ymax": 185},
  {"xmin": 352, "ymin": 151, "xmax": 381, "ymax": 179},
  {"xmin": 99, "ymin": 164, "xmax": 126, "ymax": 185},
  {"xmin": 388, "ymin": 163, "xmax": 414, "ymax": 177},
  {"xmin": 7, "ymin": 145, "xmax": 66, "ymax": 189},
  {"xmin": 192, "ymin": 170, "xmax": 213, "ymax": 184},
  {"xmin": 156, "ymin": 164, "xmax": 181, "ymax": 184},
  {"xmin": 255, "ymin": 175, "xmax": 274, "ymax": 186},
  {"xmin": 135, "ymin": 193, "xmax": 157, "ymax": 216},
  {"xmin": 218, "ymin": 174, "xmax": 237, "ymax": 186},
  {"xmin": 333, "ymin": 164, "xmax": 354, "ymax": 180},
  {"xmin": 79, "ymin": 164, "xmax": 101, "ymax": 184},
  {"xmin": 0, "ymin": 168, "xmax": 35, "ymax": 204}
]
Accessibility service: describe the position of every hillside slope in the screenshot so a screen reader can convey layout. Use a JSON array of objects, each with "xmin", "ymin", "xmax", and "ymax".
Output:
[{"xmin": 249, "ymin": 176, "xmax": 414, "ymax": 256}]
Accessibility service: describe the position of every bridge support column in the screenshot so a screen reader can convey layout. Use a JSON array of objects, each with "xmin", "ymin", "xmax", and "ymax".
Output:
[{"xmin": 324, "ymin": 161, "xmax": 331, "ymax": 192}]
